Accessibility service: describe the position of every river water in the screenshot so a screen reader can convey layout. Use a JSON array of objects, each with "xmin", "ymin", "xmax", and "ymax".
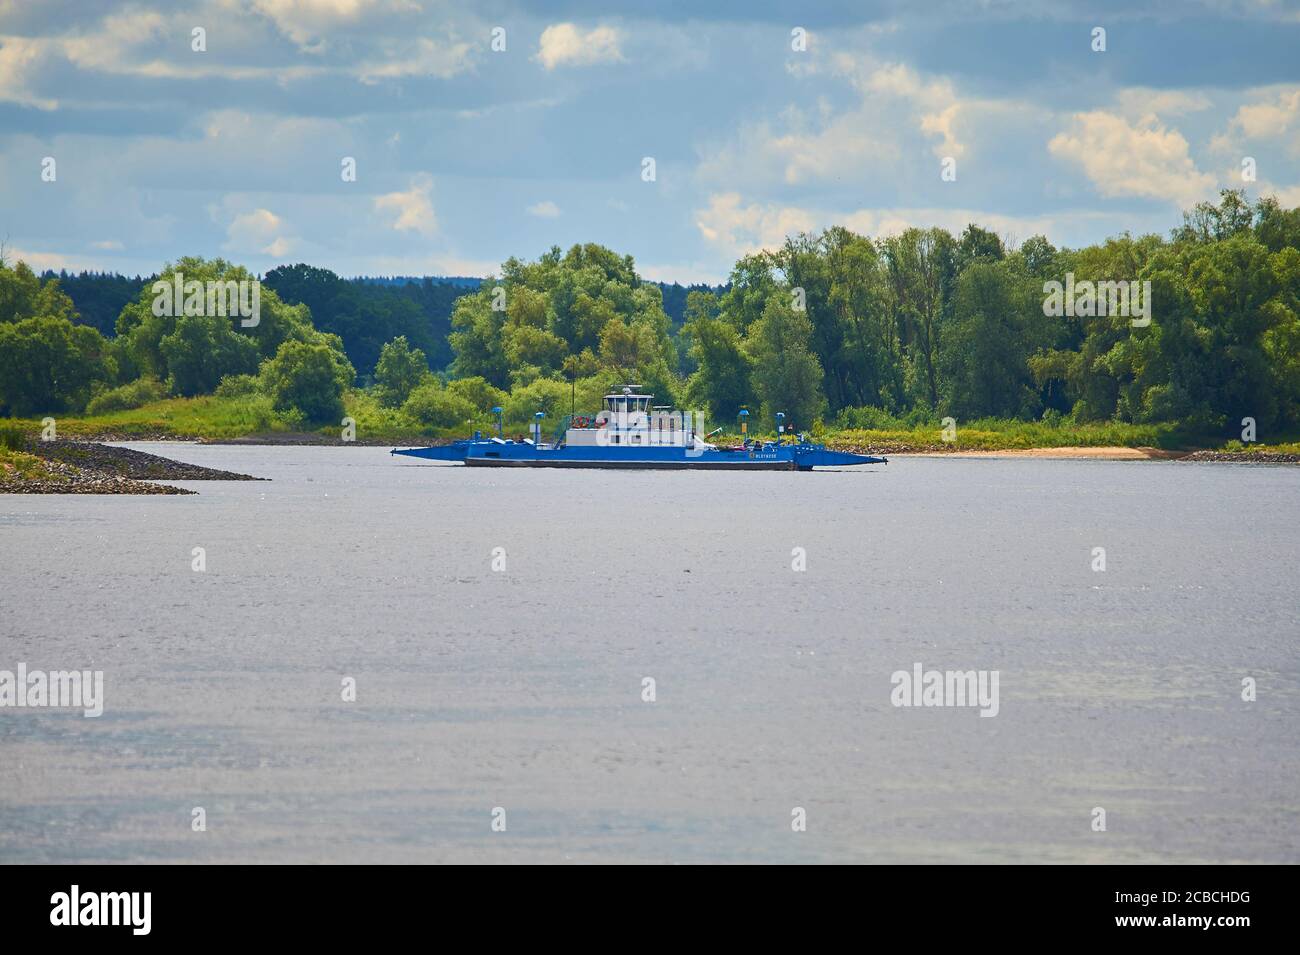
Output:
[{"xmin": 2, "ymin": 444, "xmax": 1297, "ymax": 863}]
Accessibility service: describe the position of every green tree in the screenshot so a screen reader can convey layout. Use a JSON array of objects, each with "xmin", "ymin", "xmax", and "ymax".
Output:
[
  {"xmin": 1264, "ymin": 246, "xmax": 1300, "ymax": 427},
  {"xmin": 774, "ymin": 233, "xmax": 843, "ymax": 408},
  {"xmin": 1, "ymin": 260, "xmax": 77, "ymax": 325},
  {"xmin": 0, "ymin": 260, "xmax": 113, "ymax": 415},
  {"xmin": 160, "ymin": 315, "xmax": 260, "ymax": 397},
  {"xmin": 373, "ymin": 336, "xmax": 429, "ymax": 408},
  {"xmin": 448, "ymin": 289, "xmax": 510, "ymax": 387},
  {"xmin": 683, "ymin": 313, "xmax": 752, "ymax": 421},
  {"xmin": 262, "ymin": 264, "xmax": 440, "ymax": 376},
  {"xmin": 1173, "ymin": 189, "xmax": 1254, "ymax": 244},
  {"xmin": 259, "ymin": 340, "xmax": 355, "ymax": 425},
  {"xmin": 745, "ymin": 296, "xmax": 827, "ymax": 428},
  {"xmin": 939, "ymin": 262, "xmax": 1037, "ymax": 419},
  {"xmin": 0, "ymin": 315, "xmax": 115, "ymax": 415},
  {"xmin": 1254, "ymin": 195, "xmax": 1300, "ymax": 253},
  {"xmin": 449, "ymin": 244, "xmax": 677, "ymax": 399},
  {"xmin": 955, "ymin": 224, "xmax": 1006, "ymax": 272},
  {"xmin": 718, "ymin": 252, "xmax": 780, "ymax": 333},
  {"xmin": 116, "ymin": 257, "xmax": 319, "ymax": 392}
]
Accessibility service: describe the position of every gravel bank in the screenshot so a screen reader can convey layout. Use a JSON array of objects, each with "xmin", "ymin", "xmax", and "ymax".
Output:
[
  {"xmin": 36, "ymin": 440, "xmax": 266, "ymax": 480},
  {"xmin": 1181, "ymin": 449, "xmax": 1300, "ymax": 463},
  {"xmin": 1, "ymin": 439, "xmax": 265, "ymax": 494}
]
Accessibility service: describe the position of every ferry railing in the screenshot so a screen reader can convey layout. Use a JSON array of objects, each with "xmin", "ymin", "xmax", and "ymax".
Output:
[{"xmin": 549, "ymin": 415, "xmax": 575, "ymax": 446}]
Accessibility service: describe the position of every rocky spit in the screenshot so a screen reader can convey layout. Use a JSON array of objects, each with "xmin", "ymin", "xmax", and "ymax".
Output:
[
  {"xmin": 1, "ymin": 440, "xmax": 265, "ymax": 494},
  {"xmin": 1181, "ymin": 449, "xmax": 1300, "ymax": 463}
]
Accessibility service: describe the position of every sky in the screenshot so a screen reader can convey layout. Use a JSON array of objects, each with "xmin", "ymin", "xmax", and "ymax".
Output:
[{"xmin": 2, "ymin": 0, "xmax": 1299, "ymax": 284}]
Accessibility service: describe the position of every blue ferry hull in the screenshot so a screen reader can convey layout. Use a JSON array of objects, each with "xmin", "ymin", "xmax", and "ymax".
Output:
[{"xmin": 392, "ymin": 441, "xmax": 884, "ymax": 470}]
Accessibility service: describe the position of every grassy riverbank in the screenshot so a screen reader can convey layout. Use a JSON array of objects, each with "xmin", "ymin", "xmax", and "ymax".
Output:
[
  {"xmin": 825, "ymin": 418, "xmax": 1188, "ymax": 454},
  {"xmin": 1, "ymin": 392, "xmax": 425, "ymax": 443},
  {"xmin": 3, "ymin": 393, "xmax": 1299, "ymax": 457}
]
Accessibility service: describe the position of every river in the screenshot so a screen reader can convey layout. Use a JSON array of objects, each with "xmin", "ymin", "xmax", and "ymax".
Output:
[{"xmin": 1, "ymin": 444, "xmax": 1297, "ymax": 863}]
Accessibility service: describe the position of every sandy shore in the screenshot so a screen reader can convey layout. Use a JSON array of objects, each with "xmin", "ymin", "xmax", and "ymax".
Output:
[
  {"xmin": 893, "ymin": 446, "xmax": 1185, "ymax": 460},
  {"xmin": 891, "ymin": 446, "xmax": 1299, "ymax": 462}
]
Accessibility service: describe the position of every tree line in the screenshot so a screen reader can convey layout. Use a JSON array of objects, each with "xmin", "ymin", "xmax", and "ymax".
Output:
[
  {"xmin": 2, "ymin": 190, "xmax": 1298, "ymax": 439},
  {"xmin": 444, "ymin": 191, "xmax": 1300, "ymax": 437}
]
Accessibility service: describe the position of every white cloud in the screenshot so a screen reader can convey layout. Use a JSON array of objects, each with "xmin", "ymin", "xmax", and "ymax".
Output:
[
  {"xmin": 696, "ymin": 105, "xmax": 898, "ymax": 189},
  {"xmin": 697, "ymin": 58, "xmax": 1015, "ymax": 192},
  {"xmin": 90, "ymin": 240, "xmax": 123, "ymax": 251},
  {"xmin": 694, "ymin": 192, "xmax": 1148, "ymax": 259},
  {"xmin": 694, "ymin": 192, "xmax": 818, "ymax": 257},
  {"xmin": 59, "ymin": 9, "xmax": 167, "ymax": 74},
  {"xmin": 4, "ymin": 245, "xmax": 109, "ymax": 272},
  {"xmin": 358, "ymin": 36, "xmax": 476, "ymax": 82},
  {"xmin": 374, "ymin": 174, "xmax": 437, "ymax": 236},
  {"xmin": 636, "ymin": 260, "xmax": 727, "ymax": 285},
  {"xmin": 21, "ymin": 1, "xmax": 467, "ymax": 89},
  {"xmin": 1048, "ymin": 111, "xmax": 1216, "ymax": 208},
  {"xmin": 224, "ymin": 207, "xmax": 295, "ymax": 256},
  {"xmin": 860, "ymin": 62, "xmax": 969, "ymax": 159},
  {"xmin": 1114, "ymin": 88, "xmax": 1213, "ymax": 120},
  {"xmin": 535, "ymin": 23, "xmax": 624, "ymax": 70},
  {"xmin": 773, "ymin": 103, "xmax": 901, "ymax": 184},
  {"xmin": 1210, "ymin": 85, "xmax": 1300, "ymax": 158},
  {"xmin": 252, "ymin": 0, "xmax": 410, "ymax": 52},
  {"xmin": 1230, "ymin": 87, "xmax": 1300, "ymax": 138},
  {"xmin": 0, "ymin": 35, "xmax": 56, "ymax": 108},
  {"xmin": 526, "ymin": 200, "xmax": 560, "ymax": 218},
  {"xmin": 357, "ymin": 252, "xmax": 499, "ymax": 277},
  {"xmin": 4, "ymin": 10, "xmax": 325, "ymax": 88},
  {"xmin": 1268, "ymin": 183, "xmax": 1300, "ymax": 206},
  {"xmin": 262, "ymin": 236, "xmax": 293, "ymax": 257}
]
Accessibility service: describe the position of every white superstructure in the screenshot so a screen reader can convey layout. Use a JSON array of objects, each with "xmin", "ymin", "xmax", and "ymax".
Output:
[{"xmin": 564, "ymin": 386, "xmax": 713, "ymax": 450}]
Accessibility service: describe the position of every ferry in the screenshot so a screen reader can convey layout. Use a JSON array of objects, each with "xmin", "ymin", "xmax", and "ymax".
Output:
[{"xmin": 392, "ymin": 387, "xmax": 885, "ymax": 471}]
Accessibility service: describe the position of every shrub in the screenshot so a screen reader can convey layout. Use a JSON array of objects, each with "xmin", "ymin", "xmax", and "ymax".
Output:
[
  {"xmin": 445, "ymin": 375, "xmax": 507, "ymax": 414},
  {"xmin": 85, "ymin": 377, "xmax": 168, "ymax": 415},
  {"xmin": 402, "ymin": 380, "xmax": 478, "ymax": 430},
  {"xmin": 503, "ymin": 377, "xmax": 571, "ymax": 427},
  {"xmin": 0, "ymin": 424, "xmax": 28, "ymax": 451},
  {"xmin": 214, "ymin": 373, "xmax": 261, "ymax": 398}
]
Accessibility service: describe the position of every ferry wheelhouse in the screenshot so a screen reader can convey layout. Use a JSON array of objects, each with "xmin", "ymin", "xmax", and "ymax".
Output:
[{"xmin": 564, "ymin": 388, "xmax": 711, "ymax": 452}]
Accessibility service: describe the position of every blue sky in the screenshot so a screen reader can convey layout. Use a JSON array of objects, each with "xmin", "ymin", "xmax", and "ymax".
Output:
[{"xmin": 2, "ymin": 0, "xmax": 1299, "ymax": 283}]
